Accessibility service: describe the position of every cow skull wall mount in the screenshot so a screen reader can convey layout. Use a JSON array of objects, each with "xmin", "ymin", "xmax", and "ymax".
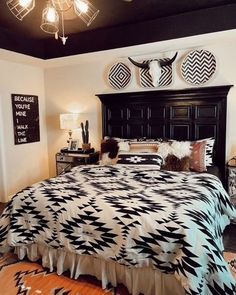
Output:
[{"xmin": 128, "ymin": 52, "xmax": 178, "ymax": 87}]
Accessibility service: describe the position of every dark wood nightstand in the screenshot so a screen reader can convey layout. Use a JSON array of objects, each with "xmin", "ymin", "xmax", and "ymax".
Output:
[{"xmin": 56, "ymin": 151, "xmax": 99, "ymax": 175}]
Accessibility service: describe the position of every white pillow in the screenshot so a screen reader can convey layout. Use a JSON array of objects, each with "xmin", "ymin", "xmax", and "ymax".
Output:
[
  {"xmin": 158, "ymin": 141, "xmax": 191, "ymax": 162},
  {"xmin": 158, "ymin": 142, "xmax": 173, "ymax": 160},
  {"xmin": 171, "ymin": 141, "xmax": 191, "ymax": 159},
  {"xmin": 118, "ymin": 141, "xmax": 130, "ymax": 152}
]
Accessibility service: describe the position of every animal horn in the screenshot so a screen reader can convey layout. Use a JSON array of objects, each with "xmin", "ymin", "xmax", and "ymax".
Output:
[
  {"xmin": 159, "ymin": 52, "xmax": 178, "ymax": 67},
  {"xmin": 128, "ymin": 57, "xmax": 149, "ymax": 69}
]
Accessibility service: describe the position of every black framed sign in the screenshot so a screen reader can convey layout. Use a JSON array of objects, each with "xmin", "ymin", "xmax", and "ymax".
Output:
[{"xmin": 11, "ymin": 94, "xmax": 40, "ymax": 145}]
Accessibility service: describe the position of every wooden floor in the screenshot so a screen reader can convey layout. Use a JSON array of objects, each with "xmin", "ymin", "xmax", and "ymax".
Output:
[
  {"xmin": 0, "ymin": 202, "xmax": 6, "ymax": 214},
  {"xmin": 0, "ymin": 202, "xmax": 236, "ymax": 252}
]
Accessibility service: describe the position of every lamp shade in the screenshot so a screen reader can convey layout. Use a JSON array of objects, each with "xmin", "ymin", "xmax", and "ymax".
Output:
[
  {"xmin": 73, "ymin": 0, "xmax": 99, "ymax": 26},
  {"xmin": 60, "ymin": 113, "xmax": 80, "ymax": 130},
  {"xmin": 7, "ymin": 0, "xmax": 35, "ymax": 21},
  {"xmin": 40, "ymin": 2, "xmax": 59, "ymax": 34}
]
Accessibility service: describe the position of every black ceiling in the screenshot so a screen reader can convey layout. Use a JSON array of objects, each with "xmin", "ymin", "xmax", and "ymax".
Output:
[{"xmin": 0, "ymin": 0, "xmax": 236, "ymax": 59}]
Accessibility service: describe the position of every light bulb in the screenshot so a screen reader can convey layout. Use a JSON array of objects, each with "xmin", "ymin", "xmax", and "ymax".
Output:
[
  {"xmin": 46, "ymin": 7, "xmax": 57, "ymax": 23},
  {"xmin": 75, "ymin": 0, "xmax": 88, "ymax": 13},
  {"xmin": 19, "ymin": 0, "xmax": 33, "ymax": 7}
]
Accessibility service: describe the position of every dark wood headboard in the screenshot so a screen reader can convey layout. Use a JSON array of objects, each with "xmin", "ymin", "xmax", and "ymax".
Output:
[{"xmin": 97, "ymin": 85, "xmax": 232, "ymax": 185}]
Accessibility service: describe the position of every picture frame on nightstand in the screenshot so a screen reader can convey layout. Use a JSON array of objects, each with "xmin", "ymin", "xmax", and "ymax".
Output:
[{"xmin": 68, "ymin": 139, "xmax": 79, "ymax": 151}]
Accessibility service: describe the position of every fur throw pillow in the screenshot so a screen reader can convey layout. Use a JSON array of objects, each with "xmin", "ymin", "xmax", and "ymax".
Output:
[
  {"xmin": 158, "ymin": 141, "xmax": 191, "ymax": 161},
  {"xmin": 163, "ymin": 155, "xmax": 190, "ymax": 172},
  {"xmin": 171, "ymin": 141, "xmax": 191, "ymax": 159},
  {"xmin": 100, "ymin": 139, "xmax": 119, "ymax": 165},
  {"xmin": 157, "ymin": 142, "xmax": 173, "ymax": 159}
]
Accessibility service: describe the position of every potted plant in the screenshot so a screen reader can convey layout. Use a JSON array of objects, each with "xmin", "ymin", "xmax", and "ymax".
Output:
[{"xmin": 81, "ymin": 120, "xmax": 90, "ymax": 150}]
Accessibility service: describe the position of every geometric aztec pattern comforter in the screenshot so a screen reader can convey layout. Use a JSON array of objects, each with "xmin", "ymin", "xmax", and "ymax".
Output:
[{"xmin": 0, "ymin": 165, "xmax": 235, "ymax": 295}]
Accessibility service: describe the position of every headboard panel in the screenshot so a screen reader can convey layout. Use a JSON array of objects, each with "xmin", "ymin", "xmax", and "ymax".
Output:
[{"xmin": 97, "ymin": 86, "xmax": 232, "ymax": 185}]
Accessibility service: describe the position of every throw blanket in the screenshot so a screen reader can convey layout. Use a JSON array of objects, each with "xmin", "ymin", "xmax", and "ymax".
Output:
[{"xmin": 0, "ymin": 165, "xmax": 235, "ymax": 295}]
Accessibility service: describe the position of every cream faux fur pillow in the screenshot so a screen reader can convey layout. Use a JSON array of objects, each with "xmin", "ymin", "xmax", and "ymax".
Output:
[
  {"xmin": 158, "ymin": 141, "xmax": 191, "ymax": 164},
  {"xmin": 171, "ymin": 141, "xmax": 191, "ymax": 159}
]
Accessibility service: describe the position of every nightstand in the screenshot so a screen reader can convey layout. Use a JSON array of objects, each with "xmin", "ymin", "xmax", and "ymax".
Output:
[
  {"xmin": 227, "ymin": 165, "xmax": 236, "ymax": 224},
  {"xmin": 56, "ymin": 151, "xmax": 99, "ymax": 175}
]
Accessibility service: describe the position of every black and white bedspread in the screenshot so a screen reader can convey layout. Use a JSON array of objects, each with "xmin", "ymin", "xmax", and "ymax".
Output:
[{"xmin": 0, "ymin": 165, "xmax": 235, "ymax": 294}]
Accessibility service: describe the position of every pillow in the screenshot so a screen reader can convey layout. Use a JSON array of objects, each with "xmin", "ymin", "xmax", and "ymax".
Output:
[
  {"xmin": 163, "ymin": 155, "xmax": 190, "ymax": 172},
  {"xmin": 158, "ymin": 141, "xmax": 191, "ymax": 161},
  {"xmin": 157, "ymin": 142, "xmax": 173, "ymax": 160},
  {"xmin": 104, "ymin": 136, "xmax": 136, "ymax": 142},
  {"xmin": 195, "ymin": 137, "xmax": 215, "ymax": 166},
  {"xmin": 100, "ymin": 153, "xmax": 118, "ymax": 165},
  {"xmin": 129, "ymin": 142, "xmax": 159, "ymax": 153},
  {"xmin": 118, "ymin": 141, "xmax": 130, "ymax": 152},
  {"xmin": 104, "ymin": 136, "xmax": 165, "ymax": 143},
  {"xmin": 117, "ymin": 153, "xmax": 163, "ymax": 169},
  {"xmin": 190, "ymin": 141, "xmax": 207, "ymax": 172},
  {"xmin": 166, "ymin": 137, "xmax": 215, "ymax": 167},
  {"xmin": 100, "ymin": 139, "xmax": 119, "ymax": 165},
  {"xmin": 170, "ymin": 141, "xmax": 191, "ymax": 158}
]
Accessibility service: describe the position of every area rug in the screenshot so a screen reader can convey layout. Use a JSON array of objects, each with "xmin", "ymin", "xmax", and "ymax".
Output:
[
  {"xmin": 224, "ymin": 252, "xmax": 236, "ymax": 280},
  {"xmin": 0, "ymin": 252, "xmax": 129, "ymax": 295},
  {"xmin": 0, "ymin": 252, "xmax": 235, "ymax": 295}
]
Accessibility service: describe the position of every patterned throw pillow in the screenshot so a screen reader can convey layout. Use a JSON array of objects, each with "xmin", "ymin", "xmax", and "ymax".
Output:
[
  {"xmin": 104, "ymin": 136, "xmax": 165, "ymax": 143},
  {"xmin": 117, "ymin": 153, "xmax": 163, "ymax": 169},
  {"xmin": 195, "ymin": 137, "xmax": 215, "ymax": 166},
  {"xmin": 190, "ymin": 141, "xmax": 207, "ymax": 172}
]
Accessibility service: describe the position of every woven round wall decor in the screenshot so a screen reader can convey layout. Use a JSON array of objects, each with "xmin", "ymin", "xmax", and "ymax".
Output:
[
  {"xmin": 108, "ymin": 62, "xmax": 132, "ymax": 90},
  {"xmin": 181, "ymin": 50, "xmax": 216, "ymax": 85}
]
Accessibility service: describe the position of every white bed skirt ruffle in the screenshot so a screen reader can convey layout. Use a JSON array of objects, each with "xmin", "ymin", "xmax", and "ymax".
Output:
[{"xmin": 14, "ymin": 244, "xmax": 185, "ymax": 295}]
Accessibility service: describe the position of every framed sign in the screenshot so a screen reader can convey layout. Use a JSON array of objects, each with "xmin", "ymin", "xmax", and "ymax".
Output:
[{"xmin": 11, "ymin": 94, "xmax": 40, "ymax": 145}]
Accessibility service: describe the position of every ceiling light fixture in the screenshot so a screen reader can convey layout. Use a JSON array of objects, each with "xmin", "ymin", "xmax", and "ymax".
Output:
[{"xmin": 6, "ymin": 0, "xmax": 99, "ymax": 45}]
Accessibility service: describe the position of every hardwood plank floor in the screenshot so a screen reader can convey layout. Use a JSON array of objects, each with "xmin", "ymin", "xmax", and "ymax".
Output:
[
  {"xmin": 0, "ymin": 202, "xmax": 235, "ymax": 252},
  {"xmin": 0, "ymin": 202, "xmax": 6, "ymax": 214}
]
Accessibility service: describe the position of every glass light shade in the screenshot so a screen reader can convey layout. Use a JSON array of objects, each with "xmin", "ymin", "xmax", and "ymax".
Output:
[
  {"xmin": 40, "ymin": 2, "xmax": 59, "ymax": 34},
  {"xmin": 51, "ymin": 0, "xmax": 73, "ymax": 11},
  {"xmin": 6, "ymin": 0, "xmax": 35, "ymax": 21},
  {"xmin": 73, "ymin": 0, "xmax": 99, "ymax": 26},
  {"xmin": 60, "ymin": 113, "xmax": 80, "ymax": 130}
]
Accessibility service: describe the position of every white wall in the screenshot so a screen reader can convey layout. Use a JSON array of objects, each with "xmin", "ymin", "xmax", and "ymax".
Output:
[
  {"xmin": 45, "ymin": 29, "xmax": 236, "ymax": 177},
  {"xmin": 0, "ymin": 53, "xmax": 49, "ymax": 202}
]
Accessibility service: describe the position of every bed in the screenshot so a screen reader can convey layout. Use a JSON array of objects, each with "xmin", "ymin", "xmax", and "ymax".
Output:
[{"xmin": 0, "ymin": 86, "xmax": 236, "ymax": 295}]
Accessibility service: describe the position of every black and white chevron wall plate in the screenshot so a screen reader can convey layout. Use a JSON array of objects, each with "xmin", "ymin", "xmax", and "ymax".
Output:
[
  {"xmin": 139, "ymin": 58, "xmax": 173, "ymax": 88},
  {"xmin": 181, "ymin": 50, "xmax": 217, "ymax": 85},
  {"xmin": 108, "ymin": 62, "xmax": 132, "ymax": 90}
]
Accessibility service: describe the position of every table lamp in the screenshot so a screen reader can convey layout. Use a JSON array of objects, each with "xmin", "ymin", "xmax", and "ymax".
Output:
[{"xmin": 60, "ymin": 113, "xmax": 80, "ymax": 143}]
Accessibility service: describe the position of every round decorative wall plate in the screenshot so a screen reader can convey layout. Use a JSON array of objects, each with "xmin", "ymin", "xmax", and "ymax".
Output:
[
  {"xmin": 108, "ymin": 62, "xmax": 132, "ymax": 90},
  {"xmin": 181, "ymin": 50, "xmax": 217, "ymax": 85}
]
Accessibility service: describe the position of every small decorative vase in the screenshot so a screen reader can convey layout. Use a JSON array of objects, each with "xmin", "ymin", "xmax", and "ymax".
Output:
[{"xmin": 82, "ymin": 143, "xmax": 91, "ymax": 151}]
